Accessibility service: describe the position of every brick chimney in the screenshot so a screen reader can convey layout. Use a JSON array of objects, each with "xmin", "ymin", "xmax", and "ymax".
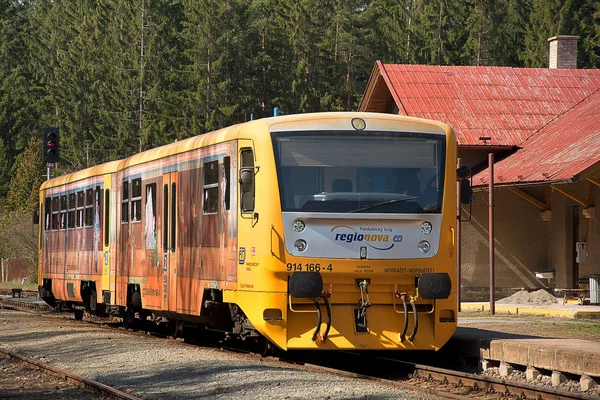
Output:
[{"xmin": 548, "ymin": 35, "xmax": 579, "ymax": 69}]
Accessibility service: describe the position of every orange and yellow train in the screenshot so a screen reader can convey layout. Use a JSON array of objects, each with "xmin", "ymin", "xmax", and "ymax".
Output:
[{"xmin": 38, "ymin": 112, "xmax": 465, "ymax": 351}]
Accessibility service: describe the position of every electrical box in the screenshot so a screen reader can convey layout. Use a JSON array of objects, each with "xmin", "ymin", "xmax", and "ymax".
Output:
[{"xmin": 576, "ymin": 242, "xmax": 587, "ymax": 263}]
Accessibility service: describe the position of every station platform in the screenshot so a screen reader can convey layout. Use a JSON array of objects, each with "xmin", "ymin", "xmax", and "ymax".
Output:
[
  {"xmin": 451, "ymin": 301, "xmax": 600, "ymax": 390},
  {"xmin": 461, "ymin": 301, "xmax": 600, "ymax": 318}
]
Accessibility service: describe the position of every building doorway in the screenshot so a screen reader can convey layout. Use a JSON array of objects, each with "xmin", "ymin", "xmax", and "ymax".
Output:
[{"xmin": 571, "ymin": 205, "xmax": 580, "ymax": 287}]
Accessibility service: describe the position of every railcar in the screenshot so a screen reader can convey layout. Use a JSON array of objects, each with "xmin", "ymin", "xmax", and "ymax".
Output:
[{"xmin": 38, "ymin": 112, "xmax": 463, "ymax": 350}]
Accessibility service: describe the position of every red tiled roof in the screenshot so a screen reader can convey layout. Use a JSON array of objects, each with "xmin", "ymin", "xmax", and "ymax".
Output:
[
  {"xmin": 473, "ymin": 90, "xmax": 600, "ymax": 186},
  {"xmin": 374, "ymin": 62, "xmax": 600, "ymax": 147}
]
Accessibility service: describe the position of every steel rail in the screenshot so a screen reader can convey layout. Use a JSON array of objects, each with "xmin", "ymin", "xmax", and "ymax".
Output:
[
  {"xmin": 0, "ymin": 296, "xmax": 51, "ymax": 312},
  {"xmin": 376, "ymin": 356, "xmax": 599, "ymax": 400},
  {"xmin": 0, "ymin": 349, "xmax": 143, "ymax": 400},
  {"xmin": 0, "ymin": 288, "xmax": 38, "ymax": 297},
  {"xmin": 300, "ymin": 362, "xmax": 473, "ymax": 400}
]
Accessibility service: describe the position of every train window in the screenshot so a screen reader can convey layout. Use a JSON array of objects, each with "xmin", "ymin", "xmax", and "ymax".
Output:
[
  {"xmin": 96, "ymin": 186, "xmax": 102, "ymax": 231},
  {"xmin": 145, "ymin": 183, "xmax": 157, "ymax": 249},
  {"xmin": 122, "ymin": 180, "xmax": 129, "ymax": 223},
  {"xmin": 85, "ymin": 189, "xmax": 94, "ymax": 227},
  {"xmin": 171, "ymin": 182, "xmax": 176, "ymax": 251},
  {"xmin": 51, "ymin": 197, "xmax": 60, "ymax": 230},
  {"xmin": 224, "ymin": 156, "xmax": 231, "ymax": 211},
  {"xmin": 240, "ymin": 148, "xmax": 255, "ymax": 213},
  {"xmin": 203, "ymin": 160, "xmax": 219, "ymax": 214},
  {"xmin": 44, "ymin": 197, "xmax": 51, "ymax": 231},
  {"xmin": 131, "ymin": 178, "xmax": 142, "ymax": 222},
  {"xmin": 60, "ymin": 195, "xmax": 67, "ymax": 230},
  {"xmin": 274, "ymin": 133, "xmax": 445, "ymax": 213},
  {"xmin": 67, "ymin": 193, "xmax": 76, "ymax": 229},
  {"xmin": 104, "ymin": 189, "xmax": 110, "ymax": 247},
  {"xmin": 163, "ymin": 184, "xmax": 168, "ymax": 252},
  {"xmin": 76, "ymin": 191, "xmax": 84, "ymax": 228}
]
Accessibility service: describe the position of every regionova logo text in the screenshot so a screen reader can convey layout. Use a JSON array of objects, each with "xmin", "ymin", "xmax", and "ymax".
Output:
[{"xmin": 330, "ymin": 225, "xmax": 402, "ymax": 251}]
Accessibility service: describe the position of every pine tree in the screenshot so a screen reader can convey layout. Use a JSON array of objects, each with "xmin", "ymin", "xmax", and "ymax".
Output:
[
  {"xmin": 4, "ymin": 137, "xmax": 43, "ymax": 214},
  {"xmin": 180, "ymin": 0, "xmax": 255, "ymax": 132},
  {"xmin": 0, "ymin": 0, "xmax": 40, "ymax": 192},
  {"xmin": 521, "ymin": 0, "xmax": 583, "ymax": 67}
]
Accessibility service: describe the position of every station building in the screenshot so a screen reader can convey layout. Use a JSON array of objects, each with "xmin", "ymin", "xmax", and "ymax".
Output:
[{"xmin": 359, "ymin": 36, "xmax": 600, "ymax": 301}]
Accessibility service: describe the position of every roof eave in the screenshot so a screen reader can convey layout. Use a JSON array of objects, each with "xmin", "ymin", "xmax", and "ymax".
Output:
[{"xmin": 472, "ymin": 178, "xmax": 576, "ymax": 191}]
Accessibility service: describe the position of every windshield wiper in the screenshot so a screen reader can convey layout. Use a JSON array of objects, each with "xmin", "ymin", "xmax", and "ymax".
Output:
[
  {"xmin": 348, "ymin": 196, "xmax": 419, "ymax": 213},
  {"xmin": 421, "ymin": 205, "xmax": 441, "ymax": 213}
]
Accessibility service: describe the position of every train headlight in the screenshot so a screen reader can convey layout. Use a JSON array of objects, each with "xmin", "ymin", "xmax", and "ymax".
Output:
[
  {"xmin": 294, "ymin": 239, "xmax": 308, "ymax": 252},
  {"xmin": 418, "ymin": 240, "xmax": 431, "ymax": 254},
  {"xmin": 351, "ymin": 118, "xmax": 366, "ymax": 131},
  {"xmin": 420, "ymin": 221, "xmax": 433, "ymax": 235},
  {"xmin": 292, "ymin": 220, "xmax": 306, "ymax": 233}
]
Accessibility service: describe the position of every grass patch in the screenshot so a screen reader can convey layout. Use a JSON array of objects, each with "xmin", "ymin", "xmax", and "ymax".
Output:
[
  {"xmin": 0, "ymin": 281, "xmax": 38, "ymax": 291},
  {"xmin": 459, "ymin": 311, "xmax": 600, "ymax": 340}
]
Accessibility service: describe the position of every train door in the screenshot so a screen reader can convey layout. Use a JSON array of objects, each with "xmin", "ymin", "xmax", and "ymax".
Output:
[
  {"xmin": 101, "ymin": 173, "xmax": 113, "ymax": 304},
  {"xmin": 162, "ymin": 172, "xmax": 178, "ymax": 312}
]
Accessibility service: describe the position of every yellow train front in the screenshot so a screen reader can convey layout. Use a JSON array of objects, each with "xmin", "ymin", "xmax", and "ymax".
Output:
[{"xmin": 229, "ymin": 112, "xmax": 458, "ymax": 351}]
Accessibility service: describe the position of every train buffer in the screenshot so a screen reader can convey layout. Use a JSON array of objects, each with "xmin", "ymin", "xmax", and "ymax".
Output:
[{"xmin": 11, "ymin": 288, "xmax": 23, "ymax": 298}]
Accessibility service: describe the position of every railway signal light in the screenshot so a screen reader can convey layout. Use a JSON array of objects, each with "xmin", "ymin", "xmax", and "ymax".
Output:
[{"xmin": 42, "ymin": 126, "xmax": 60, "ymax": 164}]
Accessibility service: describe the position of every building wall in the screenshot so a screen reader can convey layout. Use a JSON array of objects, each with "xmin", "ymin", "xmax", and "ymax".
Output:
[
  {"xmin": 547, "ymin": 189, "xmax": 569, "ymax": 288},
  {"xmin": 546, "ymin": 181, "xmax": 599, "ymax": 288},
  {"xmin": 460, "ymin": 181, "xmax": 600, "ymax": 301},
  {"xmin": 588, "ymin": 184, "xmax": 600, "ymax": 279},
  {"xmin": 460, "ymin": 188, "xmax": 549, "ymax": 299},
  {"xmin": 0, "ymin": 258, "xmax": 31, "ymax": 283}
]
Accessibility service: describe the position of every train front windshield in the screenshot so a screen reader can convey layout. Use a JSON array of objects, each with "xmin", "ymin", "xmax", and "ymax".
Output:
[{"xmin": 273, "ymin": 131, "xmax": 446, "ymax": 214}]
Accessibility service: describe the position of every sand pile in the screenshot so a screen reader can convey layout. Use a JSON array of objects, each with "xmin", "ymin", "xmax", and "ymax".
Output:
[{"xmin": 497, "ymin": 289, "xmax": 558, "ymax": 305}]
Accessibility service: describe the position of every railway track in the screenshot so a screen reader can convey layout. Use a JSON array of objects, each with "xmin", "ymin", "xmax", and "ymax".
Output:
[
  {"xmin": 0, "ymin": 288, "xmax": 38, "ymax": 297},
  {"xmin": 295, "ymin": 353, "xmax": 599, "ymax": 400},
  {"xmin": 1, "ymin": 296, "xmax": 597, "ymax": 400},
  {"xmin": 0, "ymin": 349, "xmax": 142, "ymax": 400}
]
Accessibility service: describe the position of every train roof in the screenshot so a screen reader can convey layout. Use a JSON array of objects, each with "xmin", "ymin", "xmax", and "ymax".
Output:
[
  {"xmin": 39, "ymin": 112, "xmax": 452, "ymax": 192},
  {"xmin": 40, "ymin": 160, "xmax": 121, "ymax": 191},
  {"xmin": 117, "ymin": 112, "xmax": 451, "ymax": 170}
]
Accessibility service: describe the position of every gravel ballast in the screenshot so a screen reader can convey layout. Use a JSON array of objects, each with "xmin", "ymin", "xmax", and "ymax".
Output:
[{"xmin": 0, "ymin": 309, "xmax": 442, "ymax": 399}]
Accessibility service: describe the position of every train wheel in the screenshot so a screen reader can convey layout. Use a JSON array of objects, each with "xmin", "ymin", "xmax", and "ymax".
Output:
[
  {"xmin": 169, "ymin": 319, "xmax": 184, "ymax": 339},
  {"xmin": 73, "ymin": 309, "xmax": 84, "ymax": 321},
  {"xmin": 256, "ymin": 336, "xmax": 274, "ymax": 357},
  {"xmin": 122, "ymin": 308, "xmax": 136, "ymax": 330}
]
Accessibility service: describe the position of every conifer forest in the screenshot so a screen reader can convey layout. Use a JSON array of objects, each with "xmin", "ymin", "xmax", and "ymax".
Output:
[{"xmin": 0, "ymin": 0, "xmax": 599, "ymax": 272}]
